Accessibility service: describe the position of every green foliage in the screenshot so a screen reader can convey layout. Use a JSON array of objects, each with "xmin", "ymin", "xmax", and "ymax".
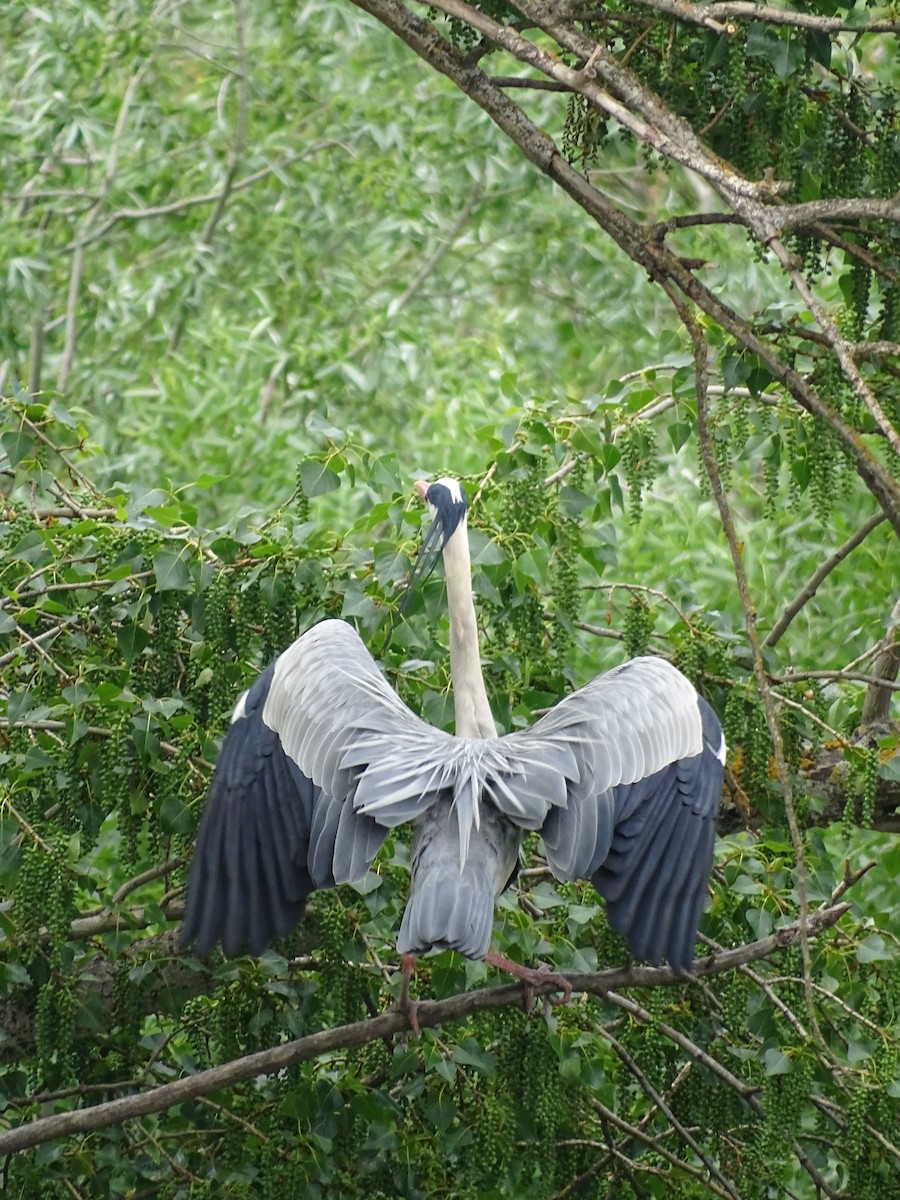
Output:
[
  {"xmin": 1, "ymin": 394, "xmax": 898, "ymax": 1198},
  {"xmin": 2, "ymin": 1, "xmax": 899, "ymax": 1195}
]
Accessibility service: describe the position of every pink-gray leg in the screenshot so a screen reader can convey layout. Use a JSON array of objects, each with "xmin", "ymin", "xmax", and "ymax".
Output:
[
  {"xmin": 395, "ymin": 951, "xmax": 423, "ymax": 1037},
  {"xmin": 483, "ymin": 951, "xmax": 573, "ymax": 1011}
]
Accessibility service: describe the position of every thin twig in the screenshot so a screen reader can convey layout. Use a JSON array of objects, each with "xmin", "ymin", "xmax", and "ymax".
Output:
[
  {"xmin": 168, "ymin": 0, "xmax": 250, "ymax": 354},
  {"xmin": 600, "ymin": 1026, "xmax": 741, "ymax": 1198},
  {"xmin": 585, "ymin": 1094, "xmax": 736, "ymax": 1197},
  {"xmin": 770, "ymin": 669, "xmax": 900, "ymax": 692},
  {"xmin": 389, "ymin": 181, "xmax": 483, "ymax": 315},
  {"xmin": 683, "ymin": 304, "xmax": 824, "ymax": 1052},
  {"xmin": 58, "ymin": 66, "xmax": 146, "ymax": 391},
  {"xmin": 764, "ymin": 512, "xmax": 888, "ymax": 648}
]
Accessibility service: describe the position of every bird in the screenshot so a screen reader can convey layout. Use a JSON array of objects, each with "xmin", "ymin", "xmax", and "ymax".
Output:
[{"xmin": 181, "ymin": 476, "xmax": 725, "ymax": 1022}]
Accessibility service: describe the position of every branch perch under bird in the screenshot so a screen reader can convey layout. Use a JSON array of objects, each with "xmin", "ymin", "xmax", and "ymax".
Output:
[{"xmin": 181, "ymin": 477, "xmax": 725, "ymax": 1031}]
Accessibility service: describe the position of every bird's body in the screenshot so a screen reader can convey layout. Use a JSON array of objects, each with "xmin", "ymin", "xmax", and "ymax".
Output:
[{"xmin": 182, "ymin": 478, "xmax": 724, "ymax": 977}]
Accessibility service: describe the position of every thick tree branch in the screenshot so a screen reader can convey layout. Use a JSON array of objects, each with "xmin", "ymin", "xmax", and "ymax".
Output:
[
  {"xmin": 768, "ymin": 197, "xmax": 900, "ymax": 233},
  {"xmin": 860, "ymin": 594, "xmax": 900, "ymax": 727},
  {"xmin": 349, "ymin": 0, "xmax": 900, "ymax": 536},
  {"xmin": 0, "ymin": 899, "xmax": 850, "ymax": 1156},
  {"xmin": 628, "ymin": 0, "xmax": 900, "ymax": 35}
]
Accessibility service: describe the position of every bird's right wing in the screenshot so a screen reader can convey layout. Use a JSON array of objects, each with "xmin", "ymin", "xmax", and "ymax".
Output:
[
  {"xmin": 181, "ymin": 619, "xmax": 459, "ymax": 957},
  {"xmin": 493, "ymin": 657, "xmax": 724, "ymax": 970}
]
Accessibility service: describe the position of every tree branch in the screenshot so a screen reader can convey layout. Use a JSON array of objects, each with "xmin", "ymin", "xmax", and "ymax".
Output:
[
  {"xmin": 57, "ymin": 66, "xmax": 146, "ymax": 392},
  {"xmin": 349, "ymin": 0, "xmax": 900, "ymax": 536},
  {"xmin": 628, "ymin": 0, "xmax": 900, "ymax": 35},
  {"xmin": 0, "ymin": 900, "xmax": 850, "ymax": 1156},
  {"xmin": 860, "ymin": 594, "xmax": 900, "ymax": 726},
  {"xmin": 764, "ymin": 512, "xmax": 888, "ymax": 648}
]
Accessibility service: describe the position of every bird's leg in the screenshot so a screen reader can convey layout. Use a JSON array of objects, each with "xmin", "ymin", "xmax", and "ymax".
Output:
[
  {"xmin": 394, "ymin": 952, "xmax": 423, "ymax": 1037},
  {"xmin": 484, "ymin": 950, "xmax": 573, "ymax": 1012}
]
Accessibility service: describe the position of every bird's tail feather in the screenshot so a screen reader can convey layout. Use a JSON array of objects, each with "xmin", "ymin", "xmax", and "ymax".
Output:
[{"xmin": 397, "ymin": 875, "xmax": 495, "ymax": 961}]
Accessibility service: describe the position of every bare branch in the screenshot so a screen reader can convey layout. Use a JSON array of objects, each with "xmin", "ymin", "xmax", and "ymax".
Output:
[
  {"xmin": 768, "ymin": 197, "xmax": 900, "ymax": 233},
  {"xmin": 860, "ymin": 594, "xmax": 900, "ymax": 726},
  {"xmin": 765, "ymin": 512, "xmax": 888, "ymax": 648},
  {"xmin": 57, "ymin": 65, "xmax": 146, "ymax": 392},
  {"xmin": 388, "ymin": 180, "xmax": 483, "ymax": 316},
  {"xmin": 628, "ymin": 0, "xmax": 900, "ymax": 35},
  {"xmin": 167, "ymin": 0, "xmax": 250, "ymax": 355},
  {"xmin": 0, "ymin": 900, "xmax": 849, "ymax": 1156}
]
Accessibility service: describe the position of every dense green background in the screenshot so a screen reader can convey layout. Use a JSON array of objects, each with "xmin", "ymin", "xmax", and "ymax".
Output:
[{"xmin": 1, "ymin": 2, "xmax": 898, "ymax": 1197}]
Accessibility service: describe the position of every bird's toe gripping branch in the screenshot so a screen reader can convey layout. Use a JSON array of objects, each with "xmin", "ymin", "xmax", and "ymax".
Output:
[{"xmin": 484, "ymin": 950, "xmax": 573, "ymax": 1012}]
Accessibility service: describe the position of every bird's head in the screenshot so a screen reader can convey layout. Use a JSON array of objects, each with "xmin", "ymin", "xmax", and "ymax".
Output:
[
  {"xmin": 410, "ymin": 477, "xmax": 468, "ymax": 587},
  {"xmin": 384, "ymin": 478, "xmax": 469, "ymax": 649}
]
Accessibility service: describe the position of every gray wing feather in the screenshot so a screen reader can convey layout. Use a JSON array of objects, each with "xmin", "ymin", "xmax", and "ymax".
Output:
[
  {"xmin": 497, "ymin": 657, "xmax": 705, "ymax": 879},
  {"xmin": 264, "ymin": 619, "xmax": 459, "ymax": 849},
  {"xmin": 487, "ymin": 657, "xmax": 722, "ymax": 970},
  {"xmin": 267, "ymin": 620, "xmax": 456, "ymax": 822}
]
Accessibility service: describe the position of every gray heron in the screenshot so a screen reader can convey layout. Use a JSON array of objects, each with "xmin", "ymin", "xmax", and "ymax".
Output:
[{"xmin": 181, "ymin": 477, "xmax": 724, "ymax": 1021}]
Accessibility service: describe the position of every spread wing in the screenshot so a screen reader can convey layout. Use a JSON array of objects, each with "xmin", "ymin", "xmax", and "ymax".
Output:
[
  {"xmin": 180, "ymin": 619, "xmax": 460, "ymax": 957},
  {"xmin": 493, "ymin": 658, "xmax": 724, "ymax": 971}
]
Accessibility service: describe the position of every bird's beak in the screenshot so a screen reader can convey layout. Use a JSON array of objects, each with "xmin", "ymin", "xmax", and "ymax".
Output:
[
  {"xmin": 382, "ymin": 481, "xmax": 445, "ymax": 651},
  {"xmin": 405, "ymin": 496, "xmax": 446, "ymax": 596}
]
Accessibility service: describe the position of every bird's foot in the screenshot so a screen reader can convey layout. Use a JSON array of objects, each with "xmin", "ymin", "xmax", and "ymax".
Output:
[
  {"xmin": 391, "ymin": 951, "xmax": 423, "ymax": 1038},
  {"xmin": 484, "ymin": 951, "xmax": 573, "ymax": 1012}
]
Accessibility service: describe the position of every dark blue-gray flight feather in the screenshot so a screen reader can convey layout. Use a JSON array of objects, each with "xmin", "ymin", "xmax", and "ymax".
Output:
[{"xmin": 181, "ymin": 621, "xmax": 723, "ymax": 968}]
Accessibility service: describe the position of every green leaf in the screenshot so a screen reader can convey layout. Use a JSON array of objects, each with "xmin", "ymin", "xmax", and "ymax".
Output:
[
  {"xmin": 764, "ymin": 1047, "xmax": 792, "ymax": 1076},
  {"xmin": 805, "ymin": 29, "xmax": 831, "ymax": 68},
  {"xmin": 145, "ymin": 502, "xmax": 198, "ymax": 527},
  {"xmin": 152, "ymin": 547, "xmax": 192, "ymax": 592},
  {"xmin": 667, "ymin": 421, "xmax": 692, "ymax": 452},
  {"xmin": 2, "ymin": 429, "xmax": 35, "ymax": 467},
  {"xmin": 451, "ymin": 1037, "xmax": 495, "ymax": 1075},
  {"xmin": 298, "ymin": 460, "xmax": 341, "ymax": 497},
  {"xmin": 746, "ymin": 25, "xmax": 805, "ymax": 79},
  {"xmin": 499, "ymin": 371, "xmax": 518, "ymax": 398},
  {"xmin": 857, "ymin": 933, "xmax": 891, "ymax": 963}
]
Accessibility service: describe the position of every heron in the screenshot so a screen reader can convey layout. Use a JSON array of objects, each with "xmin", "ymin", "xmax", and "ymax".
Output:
[{"xmin": 181, "ymin": 477, "xmax": 724, "ymax": 1025}]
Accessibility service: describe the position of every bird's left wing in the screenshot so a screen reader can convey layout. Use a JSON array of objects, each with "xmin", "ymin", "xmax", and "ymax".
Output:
[
  {"xmin": 491, "ymin": 657, "xmax": 724, "ymax": 970},
  {"xmin": 181, "ymin": 619, "xmax": 460, "ymax": 957}
]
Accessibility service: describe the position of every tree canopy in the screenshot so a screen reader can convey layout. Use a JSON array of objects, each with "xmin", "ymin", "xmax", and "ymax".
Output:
[{"xmin": 1, "ymin": 2, "xmax": 899, "ymax": 1198}]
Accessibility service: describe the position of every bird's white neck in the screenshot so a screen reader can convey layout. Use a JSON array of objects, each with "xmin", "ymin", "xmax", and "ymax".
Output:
[{"xmin": 442, "ymin": 520, "xmax": 496, "ymax": 739}]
